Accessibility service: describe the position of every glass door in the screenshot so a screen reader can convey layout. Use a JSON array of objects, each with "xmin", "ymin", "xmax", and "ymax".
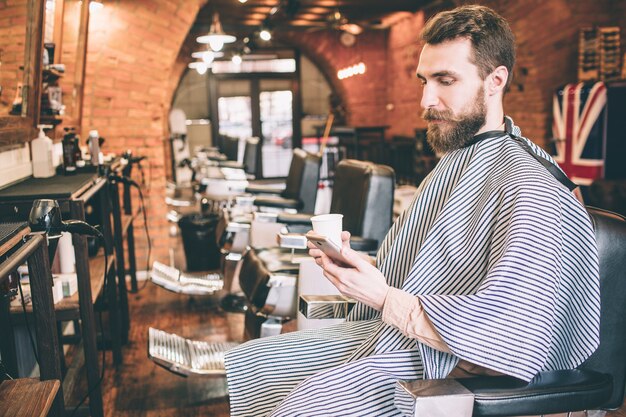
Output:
[
  {"xmin": 215, "ymin": 77, "xmax": 296, "ymax": 177},
  {"xmin": 217, "ymin": 80, "xmax": 252, "ymax": 163},
  {"xmin": 217, "ymin": 96, "xmax": 252, "ymax": 145},
  {"xmin": 260, "ymin": 80, "xmax": 293, "ymax": 177}
]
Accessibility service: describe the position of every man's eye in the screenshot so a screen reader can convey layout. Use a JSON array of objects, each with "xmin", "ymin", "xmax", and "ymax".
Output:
[{"xmin": 439, "ymin": 78, "xmax": 455, "ymax": 86}]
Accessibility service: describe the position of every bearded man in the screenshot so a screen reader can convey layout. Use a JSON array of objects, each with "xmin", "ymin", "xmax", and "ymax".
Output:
[{"xmin": 224, "ymin": 5, "xmax": 600, "ymax": 417}]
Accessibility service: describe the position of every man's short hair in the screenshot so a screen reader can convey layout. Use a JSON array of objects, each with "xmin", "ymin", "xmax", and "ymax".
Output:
[{"xmin": 421, "ymin": 5, "xmax": 516, "ymax": 88}]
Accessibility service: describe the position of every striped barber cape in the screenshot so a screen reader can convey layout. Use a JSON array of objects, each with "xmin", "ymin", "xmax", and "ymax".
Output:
[{"xmin": 224, "ymin": 117, "xmax": 600, "ymax": 417}]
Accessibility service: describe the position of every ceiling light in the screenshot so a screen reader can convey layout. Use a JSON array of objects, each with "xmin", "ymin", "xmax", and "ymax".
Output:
[
  {"xmin": 191, "ymin": 50, "xmax": 224, "ymax": 61},
  {"xmin": 259, "ymin": 29, "xmax": 272, "ymax": 41},
  {"xmin": 196, "ymin": 13, "xmax": 237, "ymax": 52},
  {"xmin": 238, "ymin": 0, "xmax": 247, "ymax": 3},
  {"xmin": 232, "ymin": 54, "xmax": 242, "ymax": 65},
  {"xmin": 89, "ymin": 1, "xmax": 103, "ymax": 13},
  {"xmin": 188, "ymin": 62, "xmax": 209, "ymax": 75}
]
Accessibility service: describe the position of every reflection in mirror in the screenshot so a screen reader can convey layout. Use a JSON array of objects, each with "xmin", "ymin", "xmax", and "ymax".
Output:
[
  {"xmin": 0, "ymin": 0, "xmax": 29, "ymax": 116},
  {"xmin": 45, "ymin": 0, "xmax": 54, "ymax": 44}
]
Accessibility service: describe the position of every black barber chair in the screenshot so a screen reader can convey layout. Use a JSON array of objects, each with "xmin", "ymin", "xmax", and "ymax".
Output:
[
  {"xmin": 248, "ymin": 148, "xmax": 321, "ymax": 214},
  {"xmin": 277, "ymin": 159, "xmax": 395, "ymax": 252},
  {"xmin": 394, "ymin": 207, "xmax": 626, "ymax": 417},
  {"xmin": 212, "ymin": 136, "xmax": 262, "ymax": 178},
  {"xmin": 235, "ymin": 160, "xmax": 396, "ymax": 336}
]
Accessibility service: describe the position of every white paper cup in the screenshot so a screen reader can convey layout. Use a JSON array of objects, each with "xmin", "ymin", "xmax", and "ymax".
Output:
[{"xmin": 310, "ymin": 214, "xmax": 343, "ymax": 246}]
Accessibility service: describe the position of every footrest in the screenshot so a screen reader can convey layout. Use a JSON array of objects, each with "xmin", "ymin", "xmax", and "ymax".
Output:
[
  {"xmin": 150, "ymin": 261, "xmax": 224, "ymax": 295},
  {"xmin": 148, "ymin": 328, "xmax": 239, "ymax": 376}
]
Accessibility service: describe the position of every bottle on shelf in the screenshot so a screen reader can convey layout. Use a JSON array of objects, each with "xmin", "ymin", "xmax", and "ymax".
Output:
[
  {"xmin": 87, "ymin": 130, "xmax": 101, "ymax": 168},
  {"xmin": 62, "ymin": 127, "xmax": 77, "ymax": 175},
  {"xmin": 31, "ymin": 124, "xmax": 56, "ymax": 178}
]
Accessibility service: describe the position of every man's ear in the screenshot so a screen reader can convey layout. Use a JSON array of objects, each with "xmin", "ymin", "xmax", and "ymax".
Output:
[{"xmin": 487, "ymin": 65, "xmax": 509, "ymax": 96}]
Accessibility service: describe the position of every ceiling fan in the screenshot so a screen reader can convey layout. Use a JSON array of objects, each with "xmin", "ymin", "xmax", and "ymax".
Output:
[{"xmin": 327, "ymin": 9, "xmax": 363, "ymax": 36}]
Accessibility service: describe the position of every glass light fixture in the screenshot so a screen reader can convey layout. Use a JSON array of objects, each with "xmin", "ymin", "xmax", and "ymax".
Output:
[
  {"xmin": 191, "ymin": 50, "xmax": 224, "ymax": 62},
  {"xmin": 188, "ymin": 61, "xmax": 209, "ymax": 75},
  {"xmin": 196, "ymin": 13, "xmax": 237, "ymax": 52},
  {"xmin": 89, "ymin": 0, "xmax": 103, "ymax": 13},
  {"xmin": 259, "ymin": 29, "xmax": 272, "ymax": 41}
]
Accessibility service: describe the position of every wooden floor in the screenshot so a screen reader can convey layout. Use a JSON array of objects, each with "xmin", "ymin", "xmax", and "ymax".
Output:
[
  {"xmin": 64, "ymin": 276, "xmax": 626, "ymax": 417},
  {"xmin": 66, "ymin": 280, "xmax": 240, "ymax": 417}
]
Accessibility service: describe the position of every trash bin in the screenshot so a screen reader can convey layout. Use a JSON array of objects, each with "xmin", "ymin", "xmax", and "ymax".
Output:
[{"xmin": 178, "ymin": 212, "xmax": 221, "ymax": 272}]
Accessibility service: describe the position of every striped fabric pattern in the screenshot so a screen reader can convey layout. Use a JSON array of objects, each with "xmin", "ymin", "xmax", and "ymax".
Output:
[{"xmin": 224, "ymin": 118, "xmax": 600, "ymax": 416}]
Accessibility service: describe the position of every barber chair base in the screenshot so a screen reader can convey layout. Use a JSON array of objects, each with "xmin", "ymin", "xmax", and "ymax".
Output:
[
  {"xmin": 220, "ymin": 293, "xmax": 248, "ymax": 313},
  {"xmin": 244, "ymin": 309, "xmax": 288, "ymax": 339},
  {"xmin": 148, "ymin": 328, "xmax": 239, "ymax": 377}
]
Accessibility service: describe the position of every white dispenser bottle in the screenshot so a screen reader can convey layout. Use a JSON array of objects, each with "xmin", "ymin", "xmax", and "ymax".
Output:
[{"xmin": 31, "ymin": 124, "xmax": 56, "ymax": 178}]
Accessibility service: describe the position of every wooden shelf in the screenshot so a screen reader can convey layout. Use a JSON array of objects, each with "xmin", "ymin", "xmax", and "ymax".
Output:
[
  {"xmin": 42, "ymin": 68, "xmax": 64, "ymax": 82},
  {"xmin": 0, "ymin": 378, "xmax": 60, "ymax": 417},
  {"xmin": 38, "ymin": 115, "xmax": 63, "ymax": 126},
  {"xmin": 10, "ymin": 247, "xmax": 114, "ymax": 321}
]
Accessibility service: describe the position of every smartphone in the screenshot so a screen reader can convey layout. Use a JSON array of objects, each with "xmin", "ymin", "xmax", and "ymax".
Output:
[{"xmin": 306, "ymin": 232, "xmax": 351, "ymax": 265}]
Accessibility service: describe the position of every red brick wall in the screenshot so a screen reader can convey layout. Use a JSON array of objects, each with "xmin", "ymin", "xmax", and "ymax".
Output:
[
  {"xmin": 82, "ymin": 0, "xmax": 205, "ymax": 263},
  {"xmin": 279, "ymin": 30, "xmax": 389, "ymax": 126},
  {"xmin": 383, "ymin": 0, "xmax": 626, "ymax": 145}
]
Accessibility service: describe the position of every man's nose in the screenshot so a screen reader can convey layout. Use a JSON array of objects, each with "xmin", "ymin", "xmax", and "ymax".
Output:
[{"xmin": 420, "ymin": 84, "xmax": 439, "ymax": 109}]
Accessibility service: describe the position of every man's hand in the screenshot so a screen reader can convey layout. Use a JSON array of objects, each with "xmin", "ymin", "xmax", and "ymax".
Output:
[{"xmin": 307, "ymin": 231, "xmax": 389, "ymax": 311}]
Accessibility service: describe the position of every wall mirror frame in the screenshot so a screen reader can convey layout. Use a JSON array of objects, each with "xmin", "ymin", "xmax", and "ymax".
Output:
[
  {"xmin": 0, "ymin": 0, "xmax": 89, "ymax": 150},
  {"xmin": 0, "ymin": 0, "xmax": 45, "ymax": 149}
]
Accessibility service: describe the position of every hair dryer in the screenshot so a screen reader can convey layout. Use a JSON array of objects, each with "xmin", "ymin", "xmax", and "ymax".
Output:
[{"xmin": 29, "ymin": 199, "xmax": 101, "ymax": 263}]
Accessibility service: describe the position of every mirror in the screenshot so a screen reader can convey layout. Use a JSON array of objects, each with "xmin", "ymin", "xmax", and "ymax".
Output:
[
  {"xmin": 0, "ymin": 0, "xmax": 45, "ymax": 148},
  {"xmin": 59, "ymin": 0, "xmax": 89, "ymax": 129},
  {"xmin": 0, "ymin": 0, "xmax": 30, "ymax": 117}
]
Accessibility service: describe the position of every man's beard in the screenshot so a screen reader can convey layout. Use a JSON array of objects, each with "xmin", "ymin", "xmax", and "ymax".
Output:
[{"xmin": 423, "ymin": 88, "xmax": 487, "ymax": 154}]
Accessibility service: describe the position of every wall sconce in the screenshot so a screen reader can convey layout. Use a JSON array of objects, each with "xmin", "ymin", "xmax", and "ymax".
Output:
[
  {"xmin": 197, "ymin": 13, "xmax": 237, "ymax": 52},
  {"xmin": 337, "ymin": 62, "xmax": 366, "ymax": 80}
]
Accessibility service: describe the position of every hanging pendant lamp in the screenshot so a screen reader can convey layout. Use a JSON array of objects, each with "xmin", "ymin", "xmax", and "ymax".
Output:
[{"xmin": 196, "ymin": 12, "xmax": 236, "ymax": 52}]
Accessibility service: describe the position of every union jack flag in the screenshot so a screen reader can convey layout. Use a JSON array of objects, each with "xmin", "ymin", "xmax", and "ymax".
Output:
[{"xmin": 552, "ymin": 82, "xmax": 607, "ymax": 185}]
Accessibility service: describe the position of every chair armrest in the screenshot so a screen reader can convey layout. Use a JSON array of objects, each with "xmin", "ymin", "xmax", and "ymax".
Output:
[
  {"xmin": 278, "ymin": 233, "xmax": 308, "ymax": 249},
  {"xmin": 349, "ymin": 236, "xmax": 378, "ymax": 252},
  {"xmin": 277, "ymin": 212, "xmax": 314, "ymax": 225},
  {"xmin": 246, "ymin": 183, "xmax": 285, "ymax": 195},
  {"xmin": 254, "ymin": 196, "xmax": 302, "ymax": 210},
  {"xmin": 218, "ymin": 160, "xmax": 245, "ymax": 170},
  {"xmin": 394, "ymin": 379, "xmax": 474, "ymax": 417},
  {"xmin": 395, "ymin": 370, "xmax": 613, "ymax": 417},
  {"xmin": 298, "ymin": 295, "xmax": 356, "ymax": 319},
  {"xmin": 267, "ymin": 274, "xmax": 297, "ymax": 288},
  {"xmin": 226, "ymin": 222, "xmax": 251, "ymax": 233}
]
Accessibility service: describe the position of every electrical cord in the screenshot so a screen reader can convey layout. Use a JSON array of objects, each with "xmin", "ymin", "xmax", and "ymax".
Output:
[
  {"xmin": 0, "ymin": 359, "xmax": 14, "ymax": 380},
  {"xmin": 132, "ymin": 183, "xmax": 152, "ymax": 293},
  {"xmin": 17, "ymin": 273, "xmax": 40, "ymax": 366},
  {"xmin": 109, "ymin": 174, "xmax": 152, "ymax": 294}
]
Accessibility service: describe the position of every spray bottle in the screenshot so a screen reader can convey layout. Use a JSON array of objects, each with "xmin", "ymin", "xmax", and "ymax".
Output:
[{"xmin": 31, "ymin": 124, "xmax": 56, "ymax": 178}]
